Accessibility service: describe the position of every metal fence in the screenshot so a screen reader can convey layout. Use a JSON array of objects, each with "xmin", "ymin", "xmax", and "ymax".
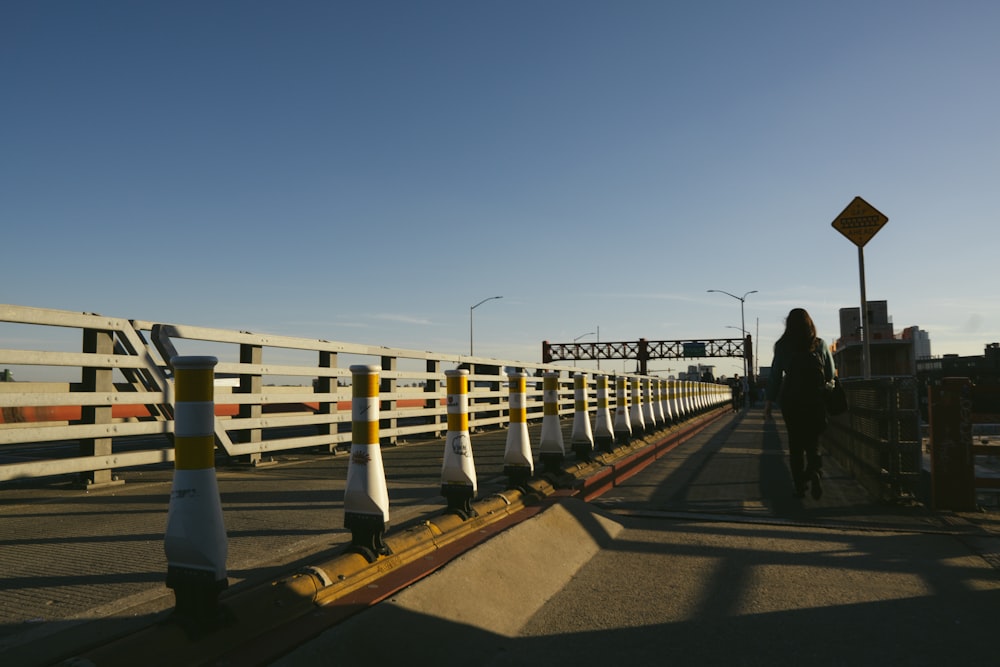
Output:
[
  {"xmin": 0, "ymin": 304, "xmax": 724, "ymax": 487},
  {"xmin": 821, "ymin": 376, "xmax": 922, "ymax": 503}
]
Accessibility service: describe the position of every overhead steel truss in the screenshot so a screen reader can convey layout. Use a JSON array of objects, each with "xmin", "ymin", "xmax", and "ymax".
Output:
[{"xmin": 542, "ymin": 336, "xmax": 753, "ymax": 377}]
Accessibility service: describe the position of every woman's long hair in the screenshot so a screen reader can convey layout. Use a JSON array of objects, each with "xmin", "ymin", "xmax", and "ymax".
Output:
[{"xmin": 776, "ymin": 308, "xmax": 818, "ymax": 353}]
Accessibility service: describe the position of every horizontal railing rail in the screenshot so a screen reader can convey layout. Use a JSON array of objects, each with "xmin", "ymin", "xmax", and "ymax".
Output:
[{"xmin": 1, "ymin": 304, "xmax": 729, "ymax": 487}]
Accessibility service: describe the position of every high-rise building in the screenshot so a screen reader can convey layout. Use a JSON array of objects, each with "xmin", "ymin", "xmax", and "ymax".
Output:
[{"xmin": 833, "ymin": 300, "xmax": 918, "ymax": 377}]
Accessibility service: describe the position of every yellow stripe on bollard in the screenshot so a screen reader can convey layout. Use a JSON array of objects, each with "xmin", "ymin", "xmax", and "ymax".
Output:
[
  {"xmin": 175, "ymin": 435, "xmax": 216, "ymax": 470},
  {"xmin": 352, "ymin": 420, "xmax": 379, "ymax": 446},
  {"xmin": 174, "ymin": 367, "xmax": 214, "ymax": 403},
  {"xmin": 446, "ymin": 371, "xmax": 469, "ymax": 432}
]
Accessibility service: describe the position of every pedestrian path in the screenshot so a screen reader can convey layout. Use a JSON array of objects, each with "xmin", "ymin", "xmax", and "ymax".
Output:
[
  {"xmin": 276, "ymin": 409, "xmax": 1000, "ymax": 666},
  {"xmin": 2, "ymin": 408, "xmax": 998, "ymax": 666}
]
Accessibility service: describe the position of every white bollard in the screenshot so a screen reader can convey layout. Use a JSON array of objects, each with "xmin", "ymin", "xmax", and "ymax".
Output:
[
  {"xmin": 629, "ymin": 377, "xmax": 645, "ymax": 436},
  {"xmin": 653, "ymin": 378, "xmax": 666, "ymax": 427},
  {"xmin": 344, "ymin": 365, "xmax": 391, "ymax": 560},
  {"xmin": 504, "ymin": 371, "xmax": 533, "ymax": 487},
  {"xmin": 642, "ymin": 377, "xmax": 656, "ymax": 430},
  {"xmin": 539, "ymin": 372, "xmax": 565, "ymax": 474},
  {"xmin": 659, "ymin": 378, "xmax": 672, "ymax": 425},
  {"xmin": 671, "ymin": 379, "xmax": 685, "ymax": 422},
  {"xmin": 570, "ymin": 373, "xmax": 595, "ymax": 460},
  {"xmin": 441, "ymin": 369, "xmax": 477, "ymax": 518},
  {"xmin": 613, "ymin": 375, "xmax": 631, "ymax": 445},
  {"xmin": 594, "ymin": 374, "xmax": 615, "ymax": 452},
  {"xmin": 164, "ymin": 355, "xmax": 229, "ymax": 627}
]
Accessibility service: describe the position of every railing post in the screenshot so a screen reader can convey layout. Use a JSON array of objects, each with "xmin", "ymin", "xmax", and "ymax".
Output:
[
  {"xmin": 237, "ymin": 343, "xmax": 263, "ymax": 465},
  {"xmin": 317, "ymin": 351, "xmax": 340, "ymax": 453},
  {"xmin": 425, "ymin": 359, "xmax": 444, "ymax": 437},
  {"xmin": 929, "ymin": 377, "xmax": 976, "ymax": 511},
  {"xmin": 78, "ymin": 326, "xmax": 122, "ymax": 488},
  {"xmin": 380, "ymin": 354, "xmax": 398, "ymax": 446}
]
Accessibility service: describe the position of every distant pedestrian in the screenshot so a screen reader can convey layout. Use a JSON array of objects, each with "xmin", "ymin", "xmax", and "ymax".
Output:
[
  {"xmin": 731, "ymin": 375, "xmax": 743, "ymax": 412},
  {"xmin": 763, "ymin": 308, "xmax": 835, "ymax": 499}
]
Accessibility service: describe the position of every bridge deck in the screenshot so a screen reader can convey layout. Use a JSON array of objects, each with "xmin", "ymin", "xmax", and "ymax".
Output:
[{"xmin": 2, "ymin": 408, "xmax": 999, "ymax": 665}]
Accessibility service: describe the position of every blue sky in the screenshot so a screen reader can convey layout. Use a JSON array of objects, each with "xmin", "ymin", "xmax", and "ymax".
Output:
[{"xmin": 2, "ymin": 1, "xmax": 998, "ymax": 378}]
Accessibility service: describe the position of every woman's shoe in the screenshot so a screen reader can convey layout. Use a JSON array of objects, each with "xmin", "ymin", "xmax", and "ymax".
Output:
[{"xmin": 810, "ymin": 470, "xmax": 823, "ymax": 499}]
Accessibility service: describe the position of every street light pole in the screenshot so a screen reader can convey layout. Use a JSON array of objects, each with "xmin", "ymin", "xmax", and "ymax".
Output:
[
  {"xmin": 470, "ymin": 296, "xmax": 503, "ymax": 356},
  {"xmin": 708, "ymin": 289, "xmax": 757, "ymax": 379}
]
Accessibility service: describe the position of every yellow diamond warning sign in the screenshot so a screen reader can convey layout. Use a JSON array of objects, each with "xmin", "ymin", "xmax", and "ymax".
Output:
[{"xmin": 832, "ymin": 196, "xmax": 888, "ymax": 247}]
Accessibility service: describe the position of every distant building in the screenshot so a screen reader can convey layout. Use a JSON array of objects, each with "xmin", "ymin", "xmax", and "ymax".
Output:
[
  {"xmin": 902, "ymin": 326, "xmax": 932, "ymax": 360},
  {"xmin": 916, "ymin": 343, "xmax": 1000, "ymax": 379},
  {"xmin": 681, "ymin": 364, "xmax": 716, "ymax": 382},
  {"xmin": 916, "ymin": 343, "xmax": 1000, "ymax": 421},
  {"xmin": 832, "ymin": 300, "xmax": 928, "ymax": 378}
]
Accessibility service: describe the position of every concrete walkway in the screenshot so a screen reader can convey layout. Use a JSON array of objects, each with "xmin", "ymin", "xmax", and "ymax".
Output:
[
  {"xmin": 2, "ymin": 408, "xmax": 999, "ymax": 666},
  {"xmin": 276, "ymin": 409, "xmax": 1000, "ymax": 666}
]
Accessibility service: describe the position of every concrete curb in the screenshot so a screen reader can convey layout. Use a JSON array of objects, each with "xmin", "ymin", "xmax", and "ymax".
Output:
[
  {"xmin": 270, "ymin": 497, "xmax": 628, "ymax": 666},
  {"xmin": 60, "ymin": 407, "xmax": 729, "ymax": 666}
]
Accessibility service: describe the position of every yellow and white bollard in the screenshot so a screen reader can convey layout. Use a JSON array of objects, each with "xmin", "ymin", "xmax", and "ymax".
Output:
[
  {"xmin": 441, "ymin": 369, "xmax": 477, "ymax": 518},
  {"xmin": 613, "ymin": 375, "xmax": 631, "ymax": 445},
  {"xmin": 658, "ymin": 378, "xmax": 671, "ymax": 425},
  {"xmin": 650, "ymin": 378, "xmax": 667, "ymax": 428},
  {"xmin": 669, "ymin": 379, "xmax": 683, "ymax": 422},
  {"xmin": 503, "ymin": 371, "xmax": 534, "ymax": 488},
  {"xmin": 629, "ymin": 377, "xmax": 645, "ymax": 436},
  {"xmin": 570, "ymin": 373, "xmax": 595, "ymax": 460},
  {"xmin": 539, "ymin": 372, "xmax": 565, "ymax": 474},
  {"xmin": 344, "ymin": 365, "xmax": 391, "ymax": 560},
  {"xmin": 164, "ymin": 356, "xmax": 228, "ymax": 627},
  {"xmin": 642, "ymin": 377, "xmax": 657, "ymax": 430},
  {"xmin": 594, "ymin": 374, "xmax": 615, "ymax": 452}
]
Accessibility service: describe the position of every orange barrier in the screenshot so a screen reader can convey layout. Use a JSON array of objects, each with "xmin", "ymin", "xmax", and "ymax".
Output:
[{"xmin": 0, "ymin": 398, "xmax": 440, "ymax": 424}]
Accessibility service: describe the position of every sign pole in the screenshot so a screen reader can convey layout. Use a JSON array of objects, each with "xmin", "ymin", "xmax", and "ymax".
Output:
[
  {"xmin": 857, "ymin": 245, "xmax": 872, "ymax": 379},
  {"xmin": 831, "ymin": 196, "xmax": 888, "ymax": 381}
]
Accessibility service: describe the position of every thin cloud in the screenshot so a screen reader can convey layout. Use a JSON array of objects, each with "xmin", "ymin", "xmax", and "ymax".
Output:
[{"xmin": 371, "ymin": 313, "xmax": 436, "ymax": 326}]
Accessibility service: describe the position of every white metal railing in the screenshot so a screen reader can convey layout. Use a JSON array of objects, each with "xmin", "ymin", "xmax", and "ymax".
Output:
[{"xmin": 1, "ymin": 304, "xmax": 729, "ymax": 486}]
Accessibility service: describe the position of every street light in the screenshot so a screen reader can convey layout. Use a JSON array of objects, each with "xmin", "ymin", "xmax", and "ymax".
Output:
[
  {"xmin": 707, "ymin": 289, "xmax": 757, "ymax": 379},
  {"xmin": 469, "ymin": 296, "xmax": 503, "ymax": 356}
]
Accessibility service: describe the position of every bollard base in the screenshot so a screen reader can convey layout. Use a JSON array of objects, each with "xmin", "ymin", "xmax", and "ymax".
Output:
[
  {"xmin": 345, "ymin": 512, "xmax": 391, "ymax": 562},
  {"xmin": 572, "ymin": 442, "xmax": 594, "ymax": 462},
  {"xmin": 503, "ymin": 464, "xmax": 532, "ymax": 491},
  {"xmin": 539, "ymin": 452, "xmax": 564, "ymax": 476},
  {"xmin": 595, "ymin": 435, "xmax": 615, "ymax": 453},
  {"xmin": 165, "ymin": 566, "xmax": 231, "ymax": 638},
  {"xmin": 441, "ymin": 483, "xmax": 478, "ymax": 520},
  {"xmin": 613, "ymin": 430, "xmax": 631, "ymax": 447}
]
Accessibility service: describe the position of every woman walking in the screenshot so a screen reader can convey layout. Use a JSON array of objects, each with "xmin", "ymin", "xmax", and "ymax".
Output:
[{"xmin": 764, "ymin": 308, "xmax": 835, "ymax": 499}]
